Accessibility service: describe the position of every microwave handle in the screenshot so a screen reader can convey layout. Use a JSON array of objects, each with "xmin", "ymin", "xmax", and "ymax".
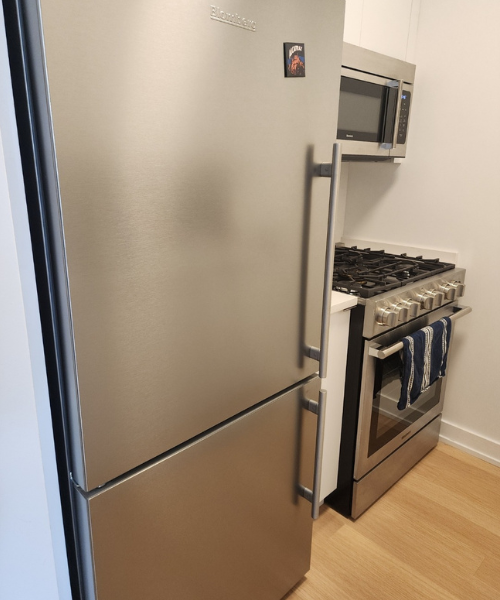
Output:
[
  {"xmin": 381, "ymin": 79, "xmax": 403, "ymax": 149},
  {"xmin": 391, "ymin": 80, "xmax": 404, "ymax": 149}
]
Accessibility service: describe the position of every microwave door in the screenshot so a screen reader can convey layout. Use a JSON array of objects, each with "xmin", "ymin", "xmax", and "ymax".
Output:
[{"xmin": 337, "ymin": 70, "xmax": 391, "ymax": 159}]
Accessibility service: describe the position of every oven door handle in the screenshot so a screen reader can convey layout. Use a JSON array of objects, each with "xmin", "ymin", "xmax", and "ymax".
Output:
[
  {"xmin": 368, "ymin": 305, "xmax": 472, "ymax": 360},
  {"xmin": 306, "ymin": 143, "xmax": 341, "ymax": 378}
]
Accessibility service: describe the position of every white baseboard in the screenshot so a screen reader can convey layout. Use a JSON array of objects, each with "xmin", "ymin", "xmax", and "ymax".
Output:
[{"xmin": 439, "ymin": 420, "xmax": 500, "ymax": 468}]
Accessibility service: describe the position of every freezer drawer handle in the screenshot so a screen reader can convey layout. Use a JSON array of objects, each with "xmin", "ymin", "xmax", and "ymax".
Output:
[
  {"xmin": 368, "ymin": 305, "xmax": 472, "ymax": 360},
  {"xmin": 306, "ymin": 142, "xmax": 342, "ymax": 378},
  {"xmin": 298, "ymin": 389, "xmax": 326, "ymax": 520}
]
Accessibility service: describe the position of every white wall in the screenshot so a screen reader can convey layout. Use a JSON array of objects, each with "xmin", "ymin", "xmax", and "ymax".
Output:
[
  {"xmin": 333, "ymin": 0, "xmax": 422, "ymax": 246},
  {"xmin": 0, "ymin": 4, "xmax": 71, "ymax": 598},
  {"xmin": 342, "ymin": 0, "xmax": 500, "ymax": 465}
]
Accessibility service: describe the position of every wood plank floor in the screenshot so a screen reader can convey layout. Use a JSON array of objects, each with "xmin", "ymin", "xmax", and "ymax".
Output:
[{"xmin": 285, "ymin": 443, "xmax": 500, "ymax": 600}]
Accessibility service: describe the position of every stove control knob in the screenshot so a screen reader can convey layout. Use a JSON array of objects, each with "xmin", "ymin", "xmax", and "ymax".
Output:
[
  {"xmin": 400, "ymin": 299, "xmax": 420, "ymax": 318},
  {"xmin": 375, "ymin": 306, "xmax": 397, "ymax": 327},
  {"xmin": 439, "ymin": 283, "xmax": 457, "ymax": 301},
  {"xmin": 428, "ymin": 290, "xmax": 445, "ymax": 307},
  {"xmin": 416, "ymin": 292, "xmax": 434, "ymax": 310},
  {"xmin": 390, "ymin": 303, "xmax": 410, "ymax": 322},
  {"xmin": 450, "ymin": 281, "xmax": 466, "ymax": 297}
]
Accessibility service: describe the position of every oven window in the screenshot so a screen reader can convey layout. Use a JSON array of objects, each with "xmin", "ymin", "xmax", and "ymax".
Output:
[{"xmin": 368, "ymin": 352, "xmax": 442, "ymax": 457}]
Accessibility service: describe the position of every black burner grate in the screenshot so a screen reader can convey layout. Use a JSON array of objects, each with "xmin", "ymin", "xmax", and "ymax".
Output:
[{"xmin": 333, "ymin": 246, "xmax": 455, "ymax": 298}]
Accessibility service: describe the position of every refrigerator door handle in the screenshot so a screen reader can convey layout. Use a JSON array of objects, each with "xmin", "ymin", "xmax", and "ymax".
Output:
[
  {"xmin": 298, "ymin": 389, "xmax": 327, "ymax": 519},
  {"xmin": 306, "ymin": 143, "xmax": 342, "ymax": 378}
]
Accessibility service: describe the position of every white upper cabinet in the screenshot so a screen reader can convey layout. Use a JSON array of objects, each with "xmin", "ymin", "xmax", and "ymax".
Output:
[
  {"xmin": 343, "ymin": 0, "xmax": 364, "ymax": 46},
  {"xmin": 344, "ymin": 0, "xmax": 420, "ymax": 63}
]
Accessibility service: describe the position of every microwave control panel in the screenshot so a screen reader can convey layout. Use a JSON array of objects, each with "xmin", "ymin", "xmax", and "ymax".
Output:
[{"xmin": 397, "ymin": 91, "xmax": 411, "ymax": 145}]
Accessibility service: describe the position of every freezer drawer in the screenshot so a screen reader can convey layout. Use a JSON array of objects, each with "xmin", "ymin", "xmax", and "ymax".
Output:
[{"xmin": 75, "ymin": 377, "xmax": 320, "ymax": 600}]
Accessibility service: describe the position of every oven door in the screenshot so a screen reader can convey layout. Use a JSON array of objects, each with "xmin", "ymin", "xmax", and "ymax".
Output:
[{"xmin": 353, "ymin": 304, "xmax": 466, "ymax": 481}]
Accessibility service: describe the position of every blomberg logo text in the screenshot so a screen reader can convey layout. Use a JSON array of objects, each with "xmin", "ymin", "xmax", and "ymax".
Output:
[{"xmin": 210, "ymin": 6, "xmax": 256, "ymax": 31}]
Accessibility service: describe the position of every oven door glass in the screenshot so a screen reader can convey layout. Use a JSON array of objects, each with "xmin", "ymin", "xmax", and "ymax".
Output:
[
  {"xmin": 368, "ymin": 351, "xmax": 442, "ymax": 457},
  {"xmin": 337, "ymin": 76, "xmax": 398, "ymax": 143}
]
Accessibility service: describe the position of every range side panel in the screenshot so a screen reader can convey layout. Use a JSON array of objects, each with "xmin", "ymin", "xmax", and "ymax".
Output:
[{"xmin": 325, "ymin": 304, "xmax": 364, "ymax": 516}]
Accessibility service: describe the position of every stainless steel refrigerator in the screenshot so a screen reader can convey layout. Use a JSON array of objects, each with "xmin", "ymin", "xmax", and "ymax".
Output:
[{"xmin": 4, "ymin": 0, "xmax": 345, "ymax": 598}]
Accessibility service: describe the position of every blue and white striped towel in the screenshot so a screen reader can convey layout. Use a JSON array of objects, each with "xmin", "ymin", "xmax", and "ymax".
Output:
[{"xmin": 398, "ymin": 317, "xmax": 452, "ymax": 411}]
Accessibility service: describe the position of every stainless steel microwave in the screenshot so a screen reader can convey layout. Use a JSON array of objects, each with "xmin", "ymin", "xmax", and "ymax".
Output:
[{"xmin": 337, "ymin": 43, "xmax": 416, "ymax": 161}]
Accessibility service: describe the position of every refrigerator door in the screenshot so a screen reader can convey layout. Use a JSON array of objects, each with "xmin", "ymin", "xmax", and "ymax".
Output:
[
  {"xmin": 75, "ymin": 377, "xmax": 320, "ymax": 600},
  {"xmin": 28, "ymin": 0, "xmax": 344, "ymax": 489}
]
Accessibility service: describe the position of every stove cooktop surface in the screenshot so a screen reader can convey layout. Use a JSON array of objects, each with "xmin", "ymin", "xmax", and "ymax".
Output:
[{"xmin": 333, "ymin": 246, "xmax": 456, "ymax": 298}]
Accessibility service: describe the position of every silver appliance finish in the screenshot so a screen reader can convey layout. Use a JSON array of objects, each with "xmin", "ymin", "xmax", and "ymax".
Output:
[
  {"xmin": 326, "ymin": 255, "xmax": 470, "ymax": 519},
  {"xmin": 14, "ymin": 0, "xmax": 347, "ymax": 598},
  {"xmin": 75, "ymin": 377, "xmax": 320, "ymax": 600},
  {"xmin": 298, "ymin": 388, "xmax": 327, "ymax": 519},
  {"xmin": 338, "ymin": 266, "xmax": 471, "ymax": 518},
  {"xmin": 361, "ymin": 267, "xmax": 466, "ymax": 339},
  {"xmin": 33, "ymin": 0, "xmax": 345, "ymax": 492},
  {"xmin": 342, "ymin": 42, "xmax": 416, "ymax": 84},
  {"xmin": 352, "ymin": 415, "xmax": 441, "ymax": 519},
  {"xmin": 354, "ymin": 303, "xmax": 467, "ymax": 481},
  {"xmin": 353, "ymin": 267, "xmax": 469, "ymax": 483},
  {"xmin": 307, "ymin": 143, "xmax": 342, "ymax": 378},
  {"xmin": 339, "ymin": 42, "xmax": 416, "ymax": 160}
]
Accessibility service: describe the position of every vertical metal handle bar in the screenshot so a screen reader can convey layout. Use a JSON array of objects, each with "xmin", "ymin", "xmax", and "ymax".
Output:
[
  {"xmin": 298, "ymin": 389, "xmax": 327, "ymax": 520},
  {"xmin": 392, "ymin": 80, "xmax": 404, "ymax": 149},
  {"xmin": 307, "ymin": 143, "xmax": 341, "ymax": 378}
]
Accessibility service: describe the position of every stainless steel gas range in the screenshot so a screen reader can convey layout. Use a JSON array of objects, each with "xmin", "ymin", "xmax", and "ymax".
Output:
[{"xmin": 326, "ymin": 246, "xmax": 471, "ymax": 519}]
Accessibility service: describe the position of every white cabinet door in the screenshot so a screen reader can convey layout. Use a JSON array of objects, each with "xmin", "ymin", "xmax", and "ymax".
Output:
[
  {"xmin": 343, "ymin": 0, "xmax": 364, "ymax": 46},
  {"xmin": 320, "ymin": 300, "xmax": 355, "ymax": 501},
  {"xmin": 344, "ymin": 0, "xmax": 420, "ymax": 62}
]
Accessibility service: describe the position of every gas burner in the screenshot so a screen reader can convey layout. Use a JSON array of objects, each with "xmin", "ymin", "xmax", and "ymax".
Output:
[{"xmin": 333, "ymin": 246, "xmax": 455, "ymax": 298}]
